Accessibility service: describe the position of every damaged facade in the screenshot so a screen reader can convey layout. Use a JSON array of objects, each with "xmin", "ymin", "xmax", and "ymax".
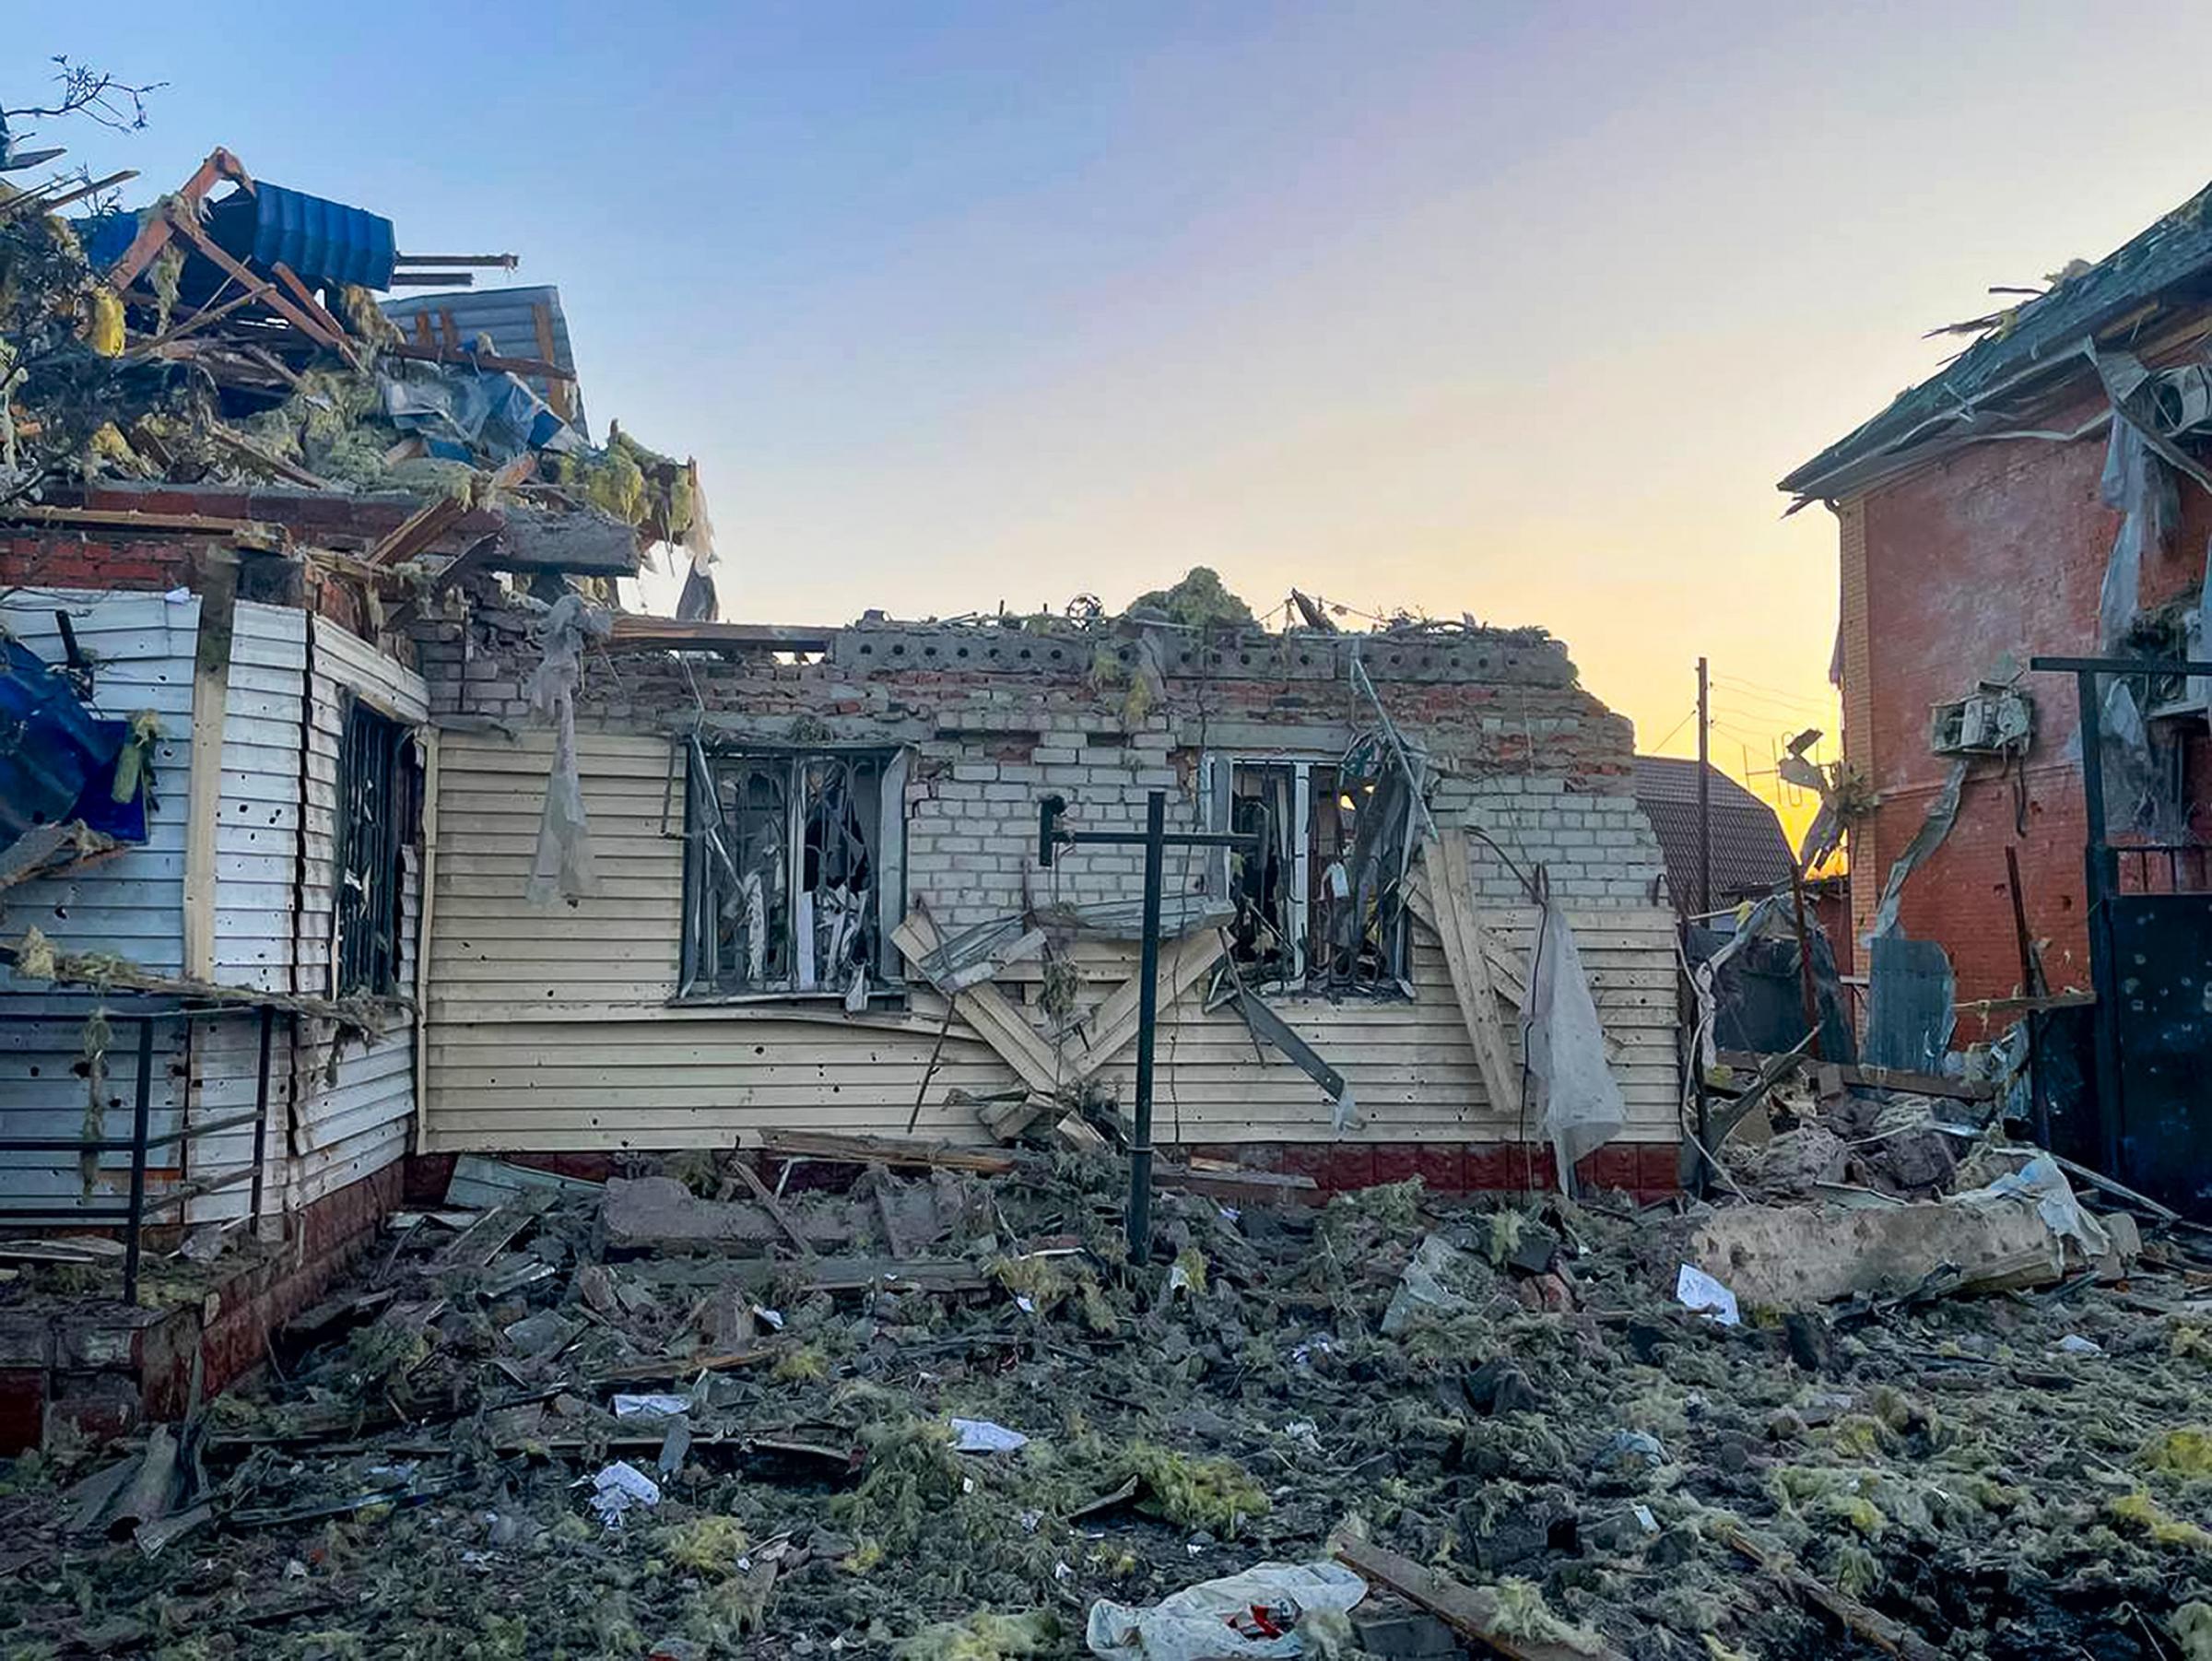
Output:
[
  {"xmin": 410, "ymin": 607, "xmax": 1680, "ymax": 1185},
  {"xmin": 1785, "ymin": 180, "xmax": 2212, "ymax": 1207}
]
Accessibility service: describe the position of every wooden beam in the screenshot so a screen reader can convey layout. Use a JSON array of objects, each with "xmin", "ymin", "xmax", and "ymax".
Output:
[
  {"xmin": 367, "ymin": 493, "xmax": 471, "ymax": 567},
  {"xmin": 0, "ymin": 504, "xmax": 280, "ymax": 547},
  {"xmin": 267, "ymin": 263, "xmax": 364, "ymax": 370},
  {"xmin": 1712, "ymin": 1052, "xmax": 1994, "ymax": 1103},
  {"xmin": 160, "ymin": 209, "xmax": 355, "ymax": 367},
  {"xmin": 1070, "ymin": 929, "xmax": 1224, "ymax": 1078},
  {"xmin": 1420, "ymin": 827, "xmax": 1522, "ymax": 1116},
  {"xmin": 533, "ymin": 300, "xmax": 574, "ymax": 420},
  {"xmin": 755, "ymin": 1130, "xmax": 1020, "ymax": 1176},
  {"xmin": 182, "ymin": 548, "xmax": 241, "ymax": 981},
  {"xmin": 382, "ymin": 339, "xmax": 580, "ymax": 383},
  {"xmin": 893, "ymin": 911, "xmax": 1063, "ymax": 1098},
  {"xmin": 104, "ymin": 148, "xmax": 253, "ymax": 290},
  {"xmin": 1335, "ymin": 1539, "xmax": 1630, "ymax": 1661},
  {"xmin": 1404, "ymin": 866, "xmax": 1525, "ymax": 1007}
]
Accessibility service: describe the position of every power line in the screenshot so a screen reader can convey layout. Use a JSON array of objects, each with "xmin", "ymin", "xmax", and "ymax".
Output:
[
  {"xmin": 1711, "ymin": 673, "xmax": 1834, "ymax": 714},
  {"xmin": 1644, "ymin": 703, "xmax": 1700, "ymax": 751}
]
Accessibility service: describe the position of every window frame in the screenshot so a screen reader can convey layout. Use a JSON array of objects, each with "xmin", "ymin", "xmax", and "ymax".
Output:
[
  {"xmin": 332, "ymin": 697, "xmax": 416, "ymax": 999},
  {"xmin": 1206, "ymin": 751, "xmax": 1411, "ymax": 995},
  {"xmin": 676, "ymin": 740, "xmax": 909, "ymax": 1004}
]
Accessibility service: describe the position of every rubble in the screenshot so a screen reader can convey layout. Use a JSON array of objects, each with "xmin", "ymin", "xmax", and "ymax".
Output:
[{"xmin": 3, "ymin": 1134, "xmax": 2211, "ymax": 1658}]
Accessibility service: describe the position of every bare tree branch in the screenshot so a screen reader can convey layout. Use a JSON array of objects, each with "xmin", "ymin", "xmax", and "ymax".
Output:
[{"xmin": 4, "ymin": 57, "xmax": 163, "ymax": 135}]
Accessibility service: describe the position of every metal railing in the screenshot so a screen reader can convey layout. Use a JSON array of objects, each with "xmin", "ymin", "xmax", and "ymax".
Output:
[{"xmin": 0, "ymin": 999, "xmax": 276, "ymax": 1302}]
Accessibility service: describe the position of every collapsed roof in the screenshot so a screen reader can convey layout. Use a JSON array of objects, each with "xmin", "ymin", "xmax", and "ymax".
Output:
[
  {"xmin": 1, "ymin": 145, "xmax": 711, "ymax": 607},
  {"xmin": 1782, "ymin": 179, "xmax": 2212, "ymax": 504}
]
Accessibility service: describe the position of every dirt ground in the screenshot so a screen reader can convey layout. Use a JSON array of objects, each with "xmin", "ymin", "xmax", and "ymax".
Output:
[{"xmin": 4, "ymin": 1149, "xmax": 2211, "ymax": 1661}]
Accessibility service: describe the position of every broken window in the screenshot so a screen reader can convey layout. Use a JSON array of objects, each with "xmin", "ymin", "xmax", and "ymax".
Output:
[
  {"xmin": 334, "ymin": 701, "xmax": 418, "ymax": 997},
  {"xmin": 680, "ymin": 746, "xmax": 908, "ymax": 1001},
  {"xmin": 1210, "ymin": 746, "xmax": 1410, "ymax": 993}
]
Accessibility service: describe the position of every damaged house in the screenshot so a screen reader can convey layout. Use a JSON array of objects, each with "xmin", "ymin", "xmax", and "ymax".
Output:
[
  {"xmin": 0, "ymin": 143, "xmax": 703, "ymax": 1440},
  {"xmin": 409, "ymin": 605, "xmax": 1680, "ymax": 1192},
  {"xmin": 0, "ymin": 135, "xmax": 1682, "ymax": 1448},
  {"xmin": 1783, "ymin": 178, "xmax": 2212, "ymax": 1207}
]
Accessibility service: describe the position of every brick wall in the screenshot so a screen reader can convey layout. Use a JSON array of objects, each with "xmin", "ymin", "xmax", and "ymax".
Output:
[
  {"xmin": 415, "ymin": 610, "xmax": 1666, "ymax": 922},
  {"xmin": 1844, "ymin": 399, "xmax": 2212, "ymax": 1003}
]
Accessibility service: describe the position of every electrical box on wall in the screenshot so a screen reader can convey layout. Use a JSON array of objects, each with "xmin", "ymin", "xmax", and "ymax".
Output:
[{"xmin": 1929, "ymin": 685, "xmax": 2032, "ymax": 756}]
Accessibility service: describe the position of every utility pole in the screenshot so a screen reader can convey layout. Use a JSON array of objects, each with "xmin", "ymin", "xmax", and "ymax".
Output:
[{"xmin": 1696, "ymin": 655, "xmax": 1712, "ymax": 916}]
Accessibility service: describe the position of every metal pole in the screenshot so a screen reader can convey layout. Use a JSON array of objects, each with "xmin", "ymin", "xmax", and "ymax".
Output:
[
  {"xmin": 2006, "ymin": 845, "xmax": 2047, "ymax": 1148},
  {"xmin": 1696, "ymin": 656, "xmax": 1712, "ymax": 915},
  {"xmin": 2070, "ymin": 669, "xmax": 2124, "ymax": 1178},
  {"xmin": 1787, "ymin": 862, "xmax": 1822, "ymax": 1060},
  {"xmin": 122, "ymin": 1017, "xmax": 154, "ymax": 1305},
  {"xmin": 249, "ymin": 1005, "xmax": 273, "ymax": 1229},
  {"xmin": 1128, "ymin": 790, "xmax": 1166, "ymax": 1263}
]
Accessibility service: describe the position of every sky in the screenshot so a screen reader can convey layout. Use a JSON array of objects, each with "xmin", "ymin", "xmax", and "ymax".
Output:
[{"xmin": 36, "ymin": 3, "xmax": 2212, "ymax": 832}]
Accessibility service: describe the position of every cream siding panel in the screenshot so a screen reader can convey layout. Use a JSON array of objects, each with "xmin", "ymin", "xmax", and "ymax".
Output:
[{"xmin": 423, "ymin": 729, "xmax": 1679, "ymax": 1154}]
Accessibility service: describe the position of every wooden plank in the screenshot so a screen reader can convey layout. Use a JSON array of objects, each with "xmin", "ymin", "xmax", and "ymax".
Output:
[
  {"xmin": 1335, "ymin": 1539, "xmax": 1630, "ymax": 1661},
  {"xmin": 893, "ymin": 911, "xmax": 1062, "ymax": 1097},
  {"xmin": 756, "ymin": 1130, "xmax": 1020, "ymax": 1174},
  {"xmin": 1422, "ymin": 827, "xmax": 1521, "ymax": 1115},
  {"xmin": 1712, "ymin": 1052, "xmax": 1994, "ymax": 1103},
  {"xmin": 729, "ymin": 1157, "xmax": 817, "ymax": 1258},
  {"xmin": 182, "ymin": 548, "xmax": 241, "ymax": 981},
  {"xmin": 1070, "ymin": 929, "xmax": 1224, "ymax": 1078},
  {"xmin": 1405, "ymin": 867, "xmax": 1525, "ymax": 1007}
]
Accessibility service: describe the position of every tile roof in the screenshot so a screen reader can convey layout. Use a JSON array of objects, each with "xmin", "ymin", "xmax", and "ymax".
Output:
[{"xmin": 1633, "ymin": 756, "xmax": 1794, "ymax": 908}]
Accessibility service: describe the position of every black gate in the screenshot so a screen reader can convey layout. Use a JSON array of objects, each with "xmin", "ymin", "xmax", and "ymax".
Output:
[{"xmin": 2034, "ymin": 656, "xmax": 2212, "ymax": 1215}]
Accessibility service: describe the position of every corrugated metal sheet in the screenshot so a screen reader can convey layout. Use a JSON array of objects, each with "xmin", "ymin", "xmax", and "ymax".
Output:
[
  {"xmin": 421, "ymin": 730, "xmax": 1678, "ymax": 1151},
  {"xmin": 377, "ymin": 285, "xmax": 590, "ymax": 440},
  {"xmin": 208, "ymin": 183, "xmax": 397, "ymax": 291},
  {"xmin": 0, "ymin": 592, "xmax": 198, "ymax": 1209}
]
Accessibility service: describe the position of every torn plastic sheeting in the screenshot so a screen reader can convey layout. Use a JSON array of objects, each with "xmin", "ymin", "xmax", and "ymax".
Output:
[
  {"xmin": 2098, "ymin": 676, "xmax": 2159, "ymax": 834},
  {"xmin": 949, "ymin": 1417, "xmax": 1030, "ymax": 1454},
  {"xmin": 586, "ymin": 1460, "xmax": 660, "ymax": 1528},
  {"xmin": 1955, "ymin": 1152, "xmax": 2112, "ymax": 1264},
  {"xmin": 1523, "ymin": 898, "xmax": 1626, "ymax": 1185},
  {"xmin": 1675, "ymin": 1263, "xmax": 1740, "ymax": 1326},
  {"xmin": 1380, "ymin": 1233, "xmax": 1476, "ymax": 1336},
  {"xmin": 525, "ymin": 595, "xmax": 612, "ymax": 908},
  {"xmin": 2098, "ymin": 416, "xmax": 2174, "ymax": 654},
  {"xmin": 1087, "ymin": 1561, "xmax": 1368, "ymax": 1661},
  {"xmin": 1867, "ymin": 756, "xmax": 1968, "ymax": 942}
]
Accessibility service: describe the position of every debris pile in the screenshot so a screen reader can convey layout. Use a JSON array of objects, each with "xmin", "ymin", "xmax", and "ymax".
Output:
[{"xmin": 5, "ymin": 1137, "xmax": 2212, "ymax": 1658}]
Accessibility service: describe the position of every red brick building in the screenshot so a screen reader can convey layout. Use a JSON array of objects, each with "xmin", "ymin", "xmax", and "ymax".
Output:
[{"xmin": 1782, "ymin": 183, "xmax": 2212, "ymax": 1015}]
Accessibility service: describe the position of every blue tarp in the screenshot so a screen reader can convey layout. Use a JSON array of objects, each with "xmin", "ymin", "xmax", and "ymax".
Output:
[{"xmin": 0, "ymin": 639, "xmax": 148, "ymax": 845}]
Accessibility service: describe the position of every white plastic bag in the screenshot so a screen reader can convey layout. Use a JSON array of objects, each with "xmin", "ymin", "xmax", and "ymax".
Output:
[{"xmin": 1087, "ymin": 1561, "xmax": 1368, "ymax": 1661}]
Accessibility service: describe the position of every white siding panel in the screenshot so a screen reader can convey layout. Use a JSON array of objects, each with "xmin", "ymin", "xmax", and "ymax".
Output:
[
  {"xmin": 0, "ymin": 592, "xmax": 197, "ymax": 1211},
  {"xmin": 281, "ymin": 618, "xmax": 427, "ymax": 1210}
]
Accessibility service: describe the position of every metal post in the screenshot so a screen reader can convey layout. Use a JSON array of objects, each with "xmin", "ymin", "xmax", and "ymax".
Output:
[
  {"xmin": 2069, "ymin": 668, "xmax": 2124, "ymax": 1178},
  {"xmin": 249, "ymin": 1004, "xmax": 274, "ymax": 1229},
  {"xmin": 2006, "ymin": 845, "xmax": 2046, "ymax": 1148},
  {"xmin": 1696, "ymin": 656, "xmax": 1712, "ymax": 915},
  {"xmin": 122, "ymin": 1017, "xmax": 154, "ymax": 1305},
  {"xmin": 1787, "ymin": 862, "xmax": 1822, "ymax": 1060},
  {"xmin": 1128, "ymin": 790, "xmax": 1166, "ymax": 1263}
]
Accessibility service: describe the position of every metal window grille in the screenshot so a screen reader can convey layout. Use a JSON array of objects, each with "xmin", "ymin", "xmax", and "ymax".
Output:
[
  {"xmin": 681, "ymin": 748, "xmax": 902, "ymax": 996},
  {"xmin": 335, "ymin": 701, "xmax": 411, "ymax": 996}
]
